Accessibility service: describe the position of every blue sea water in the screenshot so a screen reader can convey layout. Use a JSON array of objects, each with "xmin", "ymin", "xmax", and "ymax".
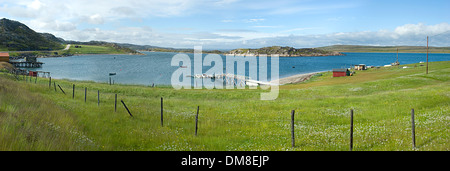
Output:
[{"xmin": 30, "ymin": 52, "xmax": 450, "ymax": 86}]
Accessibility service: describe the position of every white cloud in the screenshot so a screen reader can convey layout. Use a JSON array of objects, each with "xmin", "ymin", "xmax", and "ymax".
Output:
[
  {"xmin": 27, "ymin": 0, "xmax": 42, "ymax": 10},
  {"xmin": 221, "ymin": 19, "xmax": 234, "ymax": 23},
  {"xmin": 1, "ymin": 0, "xmax": 449, "ymax": 49},
  {"xmin": 394, "ymin": 23, "xmax": 450, "ymax": 36},
  {"xmin": 279, "ymin": 27, "xmax": 321, "ymax": 33},
  {"xmin": 83, "ymin": 14, "xmax": 105, "ymax": 25},
  {"xmin": 111, "ymin": 6, "xmax": 136, "ymax": 16},
  {"xmin": 2, "ymin": 0, "xmax": 205, "ymax": 23},
  {"xmin": 252, "ymin": 25, "xmax": 283, "ymax": 28},
  {"xmin": 243, "ymin": 23, "xmax": 450, "ymax": 48},
  {"xmin": 246, "ymin": 18, "xmax": 265, "ymax": 23}
]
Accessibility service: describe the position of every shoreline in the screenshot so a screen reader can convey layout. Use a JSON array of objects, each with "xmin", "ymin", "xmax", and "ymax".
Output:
[
  {"xmin": 272, "ymin": 71, "xmax": 327, "ymax": 85},
  {"xmin": 224, "ymin": 53, "xmax": 344, "ymax": 57},
  {"xmin": 38, "ymin": 52, "xmax": 145, "ymax": 58}
]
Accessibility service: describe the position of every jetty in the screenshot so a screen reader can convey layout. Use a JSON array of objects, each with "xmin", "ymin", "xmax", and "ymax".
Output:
[
  {"xmin": 187, "ymin": 73, "xmax": 276, "ymax": 86},
  {"xmin": 9, "ymin": 61, "xmax": 44, "ymax": 68},
  {"xmin": 6, "ymin": 56, "xmax": 44, "ymax": 68}
]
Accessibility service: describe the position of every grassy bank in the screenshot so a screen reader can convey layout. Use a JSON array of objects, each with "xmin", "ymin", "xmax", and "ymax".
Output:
[{"xmin": 0, "ymin": 61, "xmax": 449, "ymax": 151}]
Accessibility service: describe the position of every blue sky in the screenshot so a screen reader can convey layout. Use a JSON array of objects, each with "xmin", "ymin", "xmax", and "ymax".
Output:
[{"xmin": 1, "ymin": 0, "xmax": 449, "ymax": 49}]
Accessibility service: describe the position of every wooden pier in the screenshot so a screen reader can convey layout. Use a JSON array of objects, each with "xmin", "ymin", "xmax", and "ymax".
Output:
[
  {"xmin": 187, "ymin": 73, "xmax": 276, "ymax": 87},
  {"xmin": 9, "ymin": 61, "xmax": 44, "ymax": 68}
]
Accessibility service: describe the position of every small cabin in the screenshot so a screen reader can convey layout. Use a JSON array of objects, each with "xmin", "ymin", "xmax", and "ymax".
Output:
[
  {"xmin": 332, "ymin": 69, "xmax": 349, "ymax": 77},
  {"xmin": 29, "ymin": 71, "xmax": 38, "ymax": 77},
  {"xmin": 0, "ymin": 53, "xmax": 9, "ymax": 62},
  {"xmin": 24, "ymin": 57, "xmax": 37, "ymax": 62},
  {"xmin": 354, "ymin": 64, "xmax": 366, "ymax": 70}
]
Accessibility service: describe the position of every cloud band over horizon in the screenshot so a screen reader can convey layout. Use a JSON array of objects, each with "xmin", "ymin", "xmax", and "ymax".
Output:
[{"xmin": 1, "ymin": 0, "xmax": 449, "ymax": 49}]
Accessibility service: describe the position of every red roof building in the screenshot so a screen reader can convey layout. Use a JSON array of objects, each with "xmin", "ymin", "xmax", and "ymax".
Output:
[
  {"xmin": 332, "ymin": 69, "xmax": 349, "ymax": 77},
  {"xmin": 0, "ymin": 53, "xmax": 9, "ymax": 62}
]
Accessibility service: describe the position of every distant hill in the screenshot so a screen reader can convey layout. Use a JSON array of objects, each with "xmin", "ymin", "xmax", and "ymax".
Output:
[
  {"xmin": 227, "ymin": 46, "xmax": 344, "ymax": 57},
  {"xmin": 318, "ymin": 45, "xmax": 450, "ymax": 53},
  {"xmin": 113, "ymin": 43, "xmax": 162, "ymax": 51},
  {"xmin": 0, "ymin": 18, "xmax": 65, "ymax": 51},
  {"xmin": 0, "ymin": 18, "xmax": 143, "ymax": 56},
  {"xmin": 143, "ymin": 47, "xmax": 224, "ymax": 54}
]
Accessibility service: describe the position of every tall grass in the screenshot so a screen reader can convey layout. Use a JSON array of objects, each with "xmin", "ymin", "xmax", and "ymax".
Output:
[
  {"xmin": 0, "ymin": 61, "xmax": 448, "ymax": 151},
  {"xmin": 0, "ymin": 75, "xmax": 96, "ymax": 150}
]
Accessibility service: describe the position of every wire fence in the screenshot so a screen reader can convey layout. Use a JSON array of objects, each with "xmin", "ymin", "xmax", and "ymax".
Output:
[{"xmin": 3, "ymin": 70, "xmax": 421, "ymax": 150}]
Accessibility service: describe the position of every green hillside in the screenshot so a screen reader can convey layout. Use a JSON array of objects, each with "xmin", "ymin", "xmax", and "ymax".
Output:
[
  {"xmin": 0, "ymin": 18, "xmax": 143, "ymax": 56},
  {"xmin": 0, "ymin": 18, "xmax": 64, "ymax": 51},
  {"xmin": 67, "ymin": 44, "xmax": 142, "ymax": 55}
]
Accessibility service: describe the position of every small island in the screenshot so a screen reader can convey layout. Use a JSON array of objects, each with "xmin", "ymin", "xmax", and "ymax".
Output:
[{"xmin": 226, "ymin": 46, "xmax": 344, "ymax": 57}]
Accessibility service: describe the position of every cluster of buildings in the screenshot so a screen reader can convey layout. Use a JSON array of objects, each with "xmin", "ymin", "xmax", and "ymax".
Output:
[
  {"xmin": 332, "ymin": 64, "xmax": 368, "ymax": 77},
  {"xmin": 0, "ymin": 52, "xmax": 46, "ymax": 76}
]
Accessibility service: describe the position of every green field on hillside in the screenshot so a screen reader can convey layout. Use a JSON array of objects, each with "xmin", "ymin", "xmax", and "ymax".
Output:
[
  {"xmin": 66, "ymin": 44, "xmax": 134, "ymax": 55},
  {"xmin": 0, "ymin": 61, "xmax": 448, "ymax": 151},
  {"xmin": 5, "ymin": 44, "xmax": 140, "ymax": 58}
]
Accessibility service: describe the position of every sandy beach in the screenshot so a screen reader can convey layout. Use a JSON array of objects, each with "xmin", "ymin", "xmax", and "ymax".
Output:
[{"xmin": 271, "ymin": 71, "xmax": 325, "ymax": 85}]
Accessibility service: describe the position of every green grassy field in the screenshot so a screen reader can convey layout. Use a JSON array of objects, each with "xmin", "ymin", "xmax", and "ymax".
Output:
[
  {"xmin": 66, "ymin": 44, "xmax": 132, "ymax": 55},
  {"xmin": 5, "ymin": 44, "xmax": 138, "ymax": 58},
  {"xmin": 0, "ymin": 61, "xmax": 449, "ymax": 151}
]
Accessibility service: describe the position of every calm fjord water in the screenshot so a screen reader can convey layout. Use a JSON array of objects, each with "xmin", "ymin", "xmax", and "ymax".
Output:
[{"xmin": 31, "ymin": 52, "xmax": 450, "ymax": 86}]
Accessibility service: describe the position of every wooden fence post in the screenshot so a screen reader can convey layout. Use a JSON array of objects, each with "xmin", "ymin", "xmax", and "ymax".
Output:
[
  {"xmin": 350, "ymin": 109, "xmax": 354, "ymax": 151},
  {"xmin": 14, "ymin": 70, "xmax": 18, "ymax": 81},
  {"xmin": 72, "ymin": 84, "xmax": 75, "ymax": 99},
  {"xmin": 195, "ymin": 106, "xmax": 199, "ymax": 136},
  {"xmin": 57, "ymin": 84, "xmax": 66, "ymax": 95},
  {"xmin": 49, "ymin": 77, "xmax": 51, "ymax": 88},
  {"xmin": 97, "ymin": 90, "xmax": 100, "ymax": 106},
  {"xmin": 291, "ymin": 110, "xmax": 295, "ymax": 148},
  {"xmin": 161, "ymin": 97, "xmax": 164, "ymax": 127},
  {"xmin": 84, "ymin": 87, "xmax": 87, "ymax": 102},
  {"xmin": 411, "ymin": 108, "xmax": 416, "ymax": 149},
  {"xmin": 121, "ymin": 100, "xmax": 133, "ymax": 117},
  {"xmin": 114, "ymin": 94, "xmax": 117, "ymax": 112}
]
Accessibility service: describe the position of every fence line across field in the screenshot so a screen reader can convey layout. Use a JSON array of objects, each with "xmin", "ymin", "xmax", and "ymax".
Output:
[{"xmin": 12, "ymin": 73, "xmax": 421, "ymax": 150}]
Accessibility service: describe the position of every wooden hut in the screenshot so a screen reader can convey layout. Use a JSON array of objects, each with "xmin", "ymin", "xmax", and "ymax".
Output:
[
  {"xmin": 0, "ymin": 53, "xmax": 9, "ymax": 62},
  {"xmin": 354, "ymin": 64, "xmax": 367, "ymax": 70},
  {"xmin": 332, "ymin": 69, "xmax": 349, "ymax": 77},
  {"xmin": 29, "ymin": 71, "xmax": 38, "ymax": 77},
  {"xmin": 24, "ymin": 57, "xmax": 37, "ymax": 62}
]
